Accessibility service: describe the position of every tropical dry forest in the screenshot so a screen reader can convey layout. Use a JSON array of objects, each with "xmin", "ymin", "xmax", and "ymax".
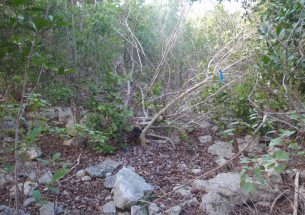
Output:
[{"xmin": 0, "ymin": 0, "xmax": 305, "ymax": 214}]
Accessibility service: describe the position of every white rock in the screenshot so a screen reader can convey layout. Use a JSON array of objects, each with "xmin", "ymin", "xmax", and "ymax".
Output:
[
  {"xmin": 182, "ymin": 197, "xmax": 198, "ymax": 207},
  {"xmin": 113, "ymin": 167, "xmax": 154, "ymax": 209},
  {"xmin": 100, "ymin": 201, "xmax": 116, "ymax": 215},
  {"xmin": 81, "ymin": 175, "xmax": 92, "ymax": 182},
  {"xmin": 130, "ymin": 205, "xmax": 146, "ymax": 215},
  {"xmin": 164, "ymin": 205, "xmax": 181, "ymax": 215},
  {"xmin": 208, "ymin": 141, "xmax": 233, "ymax": 159},
  {"xmin": 200, "ymin": 192, "xmax": 231, "ymax": 215},
  {"xmin": 198, "ymin": 135, "xmax": 213, "ymax": 144},
  {"xmin": 38, "ymin": 170, "xmax": 53, "ymax": 184},
  {"xmin": 26, "ymin": 147, "xmax": 42, "ymax": 160}
]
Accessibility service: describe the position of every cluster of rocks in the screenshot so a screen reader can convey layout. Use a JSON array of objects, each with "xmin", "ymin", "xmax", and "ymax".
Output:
[{"xmin": 75, "ymin": 160, "xmax": 182, "ymax": 215}]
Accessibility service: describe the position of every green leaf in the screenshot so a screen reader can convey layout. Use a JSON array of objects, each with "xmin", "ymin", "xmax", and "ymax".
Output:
[
  {"xmin": 52, "ymin": 168, "xmax": 69, "ymax": 182},
  {"xmin": 8, "ymin": 0, "xmax": 28, "ymax": 6},
  {"xmin": 262, "ymin": 55, "xmax": 270, "ymax": 64},
  {"xmin": 276, "ymin": 25, "xmax": 283, "ymax": 35},
  {"xmin": 242, "ymin": 182, "xmax": 255, "ymax": 193},
  {"xmin": 280, "ymin": 129, "xmax": 295, "ymax": 137},
  {"xmin": 4, "ymin": 163, "xmax": 14, "ymax": 172},
  {"xmin": 32, "ymin": 190, "xmax": 41, "ymax": 202},
  {"xmin": 275, "ymin": 150, "xmax": 290, "ymax": 160},
  {"xmin": 36, "ymin": 158, "xmax": 49, "ymax": 165},
  {"xmin": 47, "ymin": 185, "xmax": 60, "ymax": 194},
  {"xmin": 269, "ymin": 137, "xmax": 282, "ymax": 147},
  {"xmin": 274, "ymin": 165, "xmax": 285, "ymax": 174},
  {"xmin": 51, "ymin": 152, "xmax": 61, "ymax": 161}
]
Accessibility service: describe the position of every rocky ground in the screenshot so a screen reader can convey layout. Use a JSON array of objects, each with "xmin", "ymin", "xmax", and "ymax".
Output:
[{"xmin": 0, "ymin": 109, "xmax": 304, "ymax": 215}]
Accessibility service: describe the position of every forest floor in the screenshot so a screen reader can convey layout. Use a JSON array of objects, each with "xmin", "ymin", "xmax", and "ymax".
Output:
[{"xmin": 0, "ymin": 127, "xmax": 298, "ymax": 215}]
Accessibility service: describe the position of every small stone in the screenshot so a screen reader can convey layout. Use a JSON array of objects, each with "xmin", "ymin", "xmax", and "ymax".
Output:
[
  {"xmin": 165, "ymin": 205, "xmax": 181, "ymax": 215},
  {"xmin": 85, "ymin": 160, "xmax": 122, "ymax": 178},
  {"xmin": 26, "ymin": 147, "xmax": 42, "ymax": 160},
  {"xmin": 100, "ymin": 201, "xmax": 116, "ymax": 215},
  {"xmin": 105, "ymin": 195, "xmax": 112, "ymax": 201},
  {"xmin": 215, "ymin": 157, "xmax": 227, "ymax": 166},
  {"xmin": 39, "ymin": 202, "xmax": 55, "ymax": 215},
  {"xmin": 148, "ymin": 203, "xmax": 160, "ymax": 215},
  {"xmin": 198, "ymin": 135, "xmax": 213, "ymax": 144},
  {"xmin": 23, "ymin": 197, "xmax": 35, "ymax": 207},
  {"xmin": 104, "ymin": 175, "xmax": 116, "ymax": 189},
  {"xmin": 63, "ymin": 138, "xmax": 77, "ymax": 146},
  {"xmin": 105, "ymin": 172, "xmax": 112, "ymax": 177},
  {"xmin": 211, "ymin": 125, "xmax": 219, "ymax": 132},
  {"xmin": 76, "ymin": 170, "xmax": 86, "ymax": 178},
  {"xmin": 191, "ymin": 169, "xmax": 201, "ymax": 174},
  {"xmin": 173, "ymin": 186, "xmax": 192, "ymax": 197},
  {"xmin": 75, "ymin": 196, "xmax": 80, "ymax": 201},
  {"xmin": 38, "ymin": 170, "xmax": 53, "ymax": 184},
  {"xmin": 256, "ymin": 201, "xmax": 271, "ymax": 207},
  {"xmin": 62, "ymin": 190, "xmax": 69, "ymax": 196},
  {"xmin": 131, "ymin": 205, "xmax": 146, "ymax": 215},
  {"xmin": 81, "ymin": 176, "xmax": 92, "ymax": 182}
]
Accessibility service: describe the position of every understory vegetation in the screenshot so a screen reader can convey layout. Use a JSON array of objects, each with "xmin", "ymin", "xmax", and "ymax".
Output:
[{"xmin": 0, "ymin": 0, "xmax": 304, "ymax": 213}]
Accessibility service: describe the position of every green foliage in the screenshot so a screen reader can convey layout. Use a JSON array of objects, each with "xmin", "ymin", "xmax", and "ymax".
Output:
[{"xmin": 41, "ymin": 83, "xmax": 74, "ymax": 106}]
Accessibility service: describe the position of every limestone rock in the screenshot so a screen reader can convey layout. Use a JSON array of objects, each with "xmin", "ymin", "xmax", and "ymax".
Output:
[
  {"xmin": 85, "ymin": 160, "xmax": 122, "ymax": 178},
  {"xmin": 238, "ymin": 135, "xmax": 263, "ymax": 155},
  {"xmin": 200, "ymin": 192, "xmax": 231, "ymax": 215},
  {"xmin": 208, "ymin": 141, "xmax": 233, "ymax": 159},
  {"xmin": 100, "ymin": 201, "xmax": 116, "ymax": 215},
  {"xmin": 198, "ymin": 135, "xmax": 213, "ymax": 144},
  {"xmin": 164, "ymin": 205, "xmax": 181, "ymax": 215},
  {"xmin": 113, "ymin": 167, "xmax": 154, "ymax": 209}
]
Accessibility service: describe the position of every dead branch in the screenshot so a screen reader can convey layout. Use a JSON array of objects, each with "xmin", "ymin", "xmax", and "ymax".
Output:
[
  {"xmin": 146, "ymin": 133, "xmax": 175, "ymax": 149},
  {"xmin": 293, "ymin": 171, "xmax": 300, "ymax": 215}
]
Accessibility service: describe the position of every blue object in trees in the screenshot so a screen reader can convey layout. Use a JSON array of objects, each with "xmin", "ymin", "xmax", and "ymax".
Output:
[{"xmin": 219, "ymin": 70, "xmax": 224, "ymax": 83}]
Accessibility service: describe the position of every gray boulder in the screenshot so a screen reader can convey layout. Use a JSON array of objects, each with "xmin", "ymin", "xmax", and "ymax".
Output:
[
  {"xmin": 10, "ymin": 181, "xmax": 38, "ymax": 197},
  {"xmin": 208, "ymin": 141, "xmax": 233, "ymax": 159},
  {"xmin": 85, "ymin": 160, "xmax": 122, "ymax": 178},
  {"xmin": 237, "ymin": 135, "xmax": 264, "ymax": 155},
  {"xmin": 200, "ymin": 192, "xmax": 231, "ymax": 215},
  {"xmin": 113, "ymin": 167, "xmax": 154, "ymax": 209}
]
